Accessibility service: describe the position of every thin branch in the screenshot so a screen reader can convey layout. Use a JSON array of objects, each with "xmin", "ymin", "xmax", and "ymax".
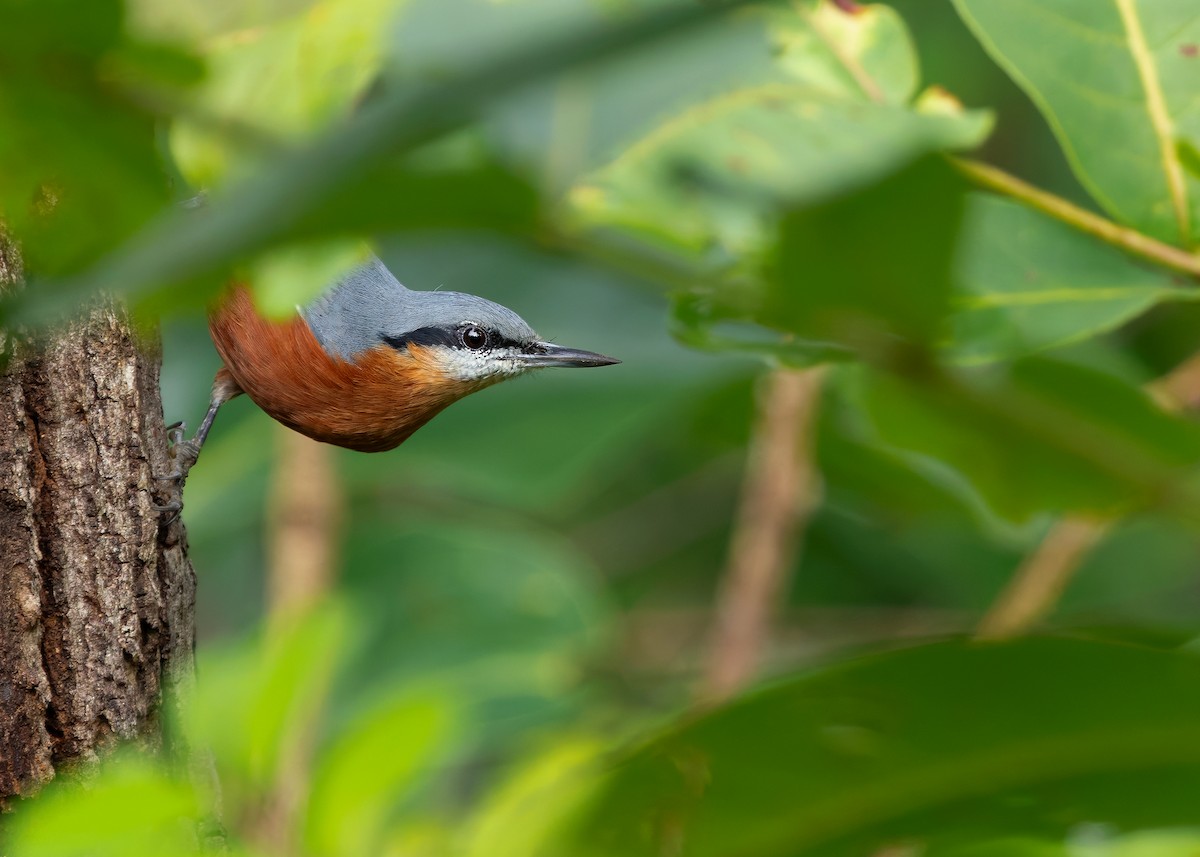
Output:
[
  {"xmin": 952, "ymin": 158, "xmax": 1200, "ymax": 280},
  {"xmin": 701, "ymin": 366, "xmax": 827, "ymax": 703},
  {"xmin": 266, "ymin": 426, "xmax": 342, "ymax": 617},
  {"xmin": 976, "ymin": 351, "xmax": 1200, "ymax": 640},
  {"xmin": 975, "ymin": 517, "xmax": 1108, "ymax": 641},
  {"xmin": 255, "ymin": 427, "xmax": 342, "ymax": 855}
]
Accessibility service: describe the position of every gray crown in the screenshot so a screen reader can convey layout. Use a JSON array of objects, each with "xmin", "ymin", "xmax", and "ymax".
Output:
[{"xmin": 301, "ymin": 257, "xmax": 538, "ymax": 362}]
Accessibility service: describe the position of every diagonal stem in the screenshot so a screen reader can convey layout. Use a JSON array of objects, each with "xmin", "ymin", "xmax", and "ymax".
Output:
[
  {"xmin": 976, "ymin": 350, "xmax": 1200, "ymax": 639},
  {"xmin": 701, "ymin": 366, "xmax": 827, "ymax": 703},
  {"xmin": 952, "ymin": 158, "xmax": 1200, "ymax": 280}
]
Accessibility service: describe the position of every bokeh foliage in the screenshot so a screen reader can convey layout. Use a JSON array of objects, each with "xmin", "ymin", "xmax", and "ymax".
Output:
[{"xmin": 5, "ymin": 0, "xmax": 1200, "ymax": 854}]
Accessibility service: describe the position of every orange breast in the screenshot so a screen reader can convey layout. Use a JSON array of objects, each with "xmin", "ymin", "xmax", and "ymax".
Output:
[{"xmin": 208, "ymin": 287, "xmax": 485, "ymax": 452}]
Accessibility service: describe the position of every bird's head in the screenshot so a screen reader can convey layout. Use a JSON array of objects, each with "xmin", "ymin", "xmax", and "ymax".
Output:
[
  {"xmin": 302, "ymin": 257, "xmax": 617, "ymax": 390},
  {"xmin": 375, "ymin": 291, "xmax": 619, "ymax": 385}
]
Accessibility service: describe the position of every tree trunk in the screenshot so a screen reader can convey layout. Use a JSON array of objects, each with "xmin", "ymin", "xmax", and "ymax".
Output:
[{"xmin": 0, "ymin": 237, "xmax": 196, "ymax": 805}]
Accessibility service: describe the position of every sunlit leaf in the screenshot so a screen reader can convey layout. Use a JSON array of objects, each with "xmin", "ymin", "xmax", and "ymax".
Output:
[
  {"xmin": 954, "ymin": 0, "xmax": 1200, "ymax": 246},
  {"xmin": 771, "ymin": 0, "xmax": 918, "ymax": 105},
  {"xmin": 169, "ymin": 0, "xmax": 403, "ymax": 188},
  {"xmin": 572, "ymin": 83, "xmax": 988, "ymax": 259},
  {"xmin": 306, "ymin": 691, "xmax": 455, "ymax": 857},
  {"xmin": 463, "ymin": 738, "xmax": 605, "ymax": 857},
  {"xmin": 6, "ymin": 756, "xmax": 198, "ymax": 857},
  {"xmin": 182, "ymin": 604, "xmax": 348, "ymax": 793}
]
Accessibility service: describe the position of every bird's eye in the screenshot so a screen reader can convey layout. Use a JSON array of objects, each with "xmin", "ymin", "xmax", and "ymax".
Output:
[{"xmin": 460, "ymin": 324, "xmax": 489, "ymax": 350}]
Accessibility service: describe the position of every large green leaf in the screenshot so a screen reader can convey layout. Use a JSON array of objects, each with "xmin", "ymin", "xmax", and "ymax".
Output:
[
  {"xmin": 552, "ymin": 638, "xmax": 1200, "ymax": 857},
  {"xmin": 573, "ymin": 2, "xmax": 991, "ymax": 258},
  {"xmin": 949, "ymin": 194, "xmax": 1200, "ymax": 363},
  {"xmin": 667, "ymin": 155, "xmax": 967, "ymax": 365},
  {"xmin": 954, "ymin": 0, "xmax": 1200, "ymax": 246},
  {"xmin": 771, "ymin": 156, "xmax": 966, "ymax": 350}
]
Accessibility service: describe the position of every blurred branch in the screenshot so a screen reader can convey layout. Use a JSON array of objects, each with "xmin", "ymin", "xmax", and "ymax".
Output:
[
  {"xmin": 256, "ymin": 427, "xmax": 342, "ymax": 854},
  {"xmin": 701, "ymin": 366, "xmax": 827, "ymax": 704},
  {"xmin": 952, "ymin": 158, "xmax": 1200, "ymax": 280},
  {"xmin": 977, "ymin": 351, "xmax": 1200, "ymax": 640},
  {"xmin": 976, "ymin": 517, "xmax": 1108, "ymax": 641},
  {"xmin": 266, "ymin": 426, "xmax": 342, "ymax": 617}
]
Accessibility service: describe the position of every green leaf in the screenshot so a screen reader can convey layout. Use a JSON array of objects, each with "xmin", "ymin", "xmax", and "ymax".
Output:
[
  {"xmin": 948, "ymin": 194, "xmax": 1200, "ymax": 363},
  {"xmin": 306, "ymin": 691, "xmax": 455, "ymax": 857},
  {"xmin": 169, "ymin": 0, "xmax": 402, "ymax": 188},
  {"xmin": 7, "ymin": 756, "xmax": 199, "ymax": 857},
  {"xmin": 669, "ymin": 156, "xmax": 967, "ymax": 364},
  {"xmin": 954, "ymin": 0, "xmax": 1200, "ymax": 246},
  {"xmin": 182, "ymin": 604, "xmax": 348, "ymax": 793},
  {"xmin": 127, "ymin": 0, "xmax": 317, "ymax": 42},
  {"xmin": 552, "ymin": 638, "xmax": 1200, "ymax": 857},
  {"xmin": 771, "ymin": 155, "xmax": 967, "ymax": 349},
  {"xmin": 771, "ymin": 1, "xmax": 918, "ymax": 105},
  {"xmin": 463, "ymin": 738, "xmax": 605, "ymax": 857},
  {"xmin": 572, "ymin": 1, "xmax": 989, "ymax": 259},
  {"xmin": 0, "ymin": 0, "xmax": 193, "ymax": 274},
  {"xmin": 572, "ymin": 83, "xmax": 987, "ymax": 257},
  {"xmin": 860, "ymin": 357, "xmax": 1200, "ymax": 523},
  {"xmin": 15, "ymin": 0, "xmax": 752, "ymax": 323}
]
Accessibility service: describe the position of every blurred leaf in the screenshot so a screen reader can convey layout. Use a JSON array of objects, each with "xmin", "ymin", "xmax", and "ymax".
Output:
[
  {"xmin": 306, "ymin": 691, "xmax": 455, "ymax": 857},
  {"xmin": 19, "ymin": 0, "xmax": 761, "ymax": 322},
  {"xmin": 249, "ymin": 239, "xmax": 370, "ymax": 317},
  {"xmin": 669, "ymin": 155, "xmax": 967, "ymax": 364},
  {"xmin": 0, "ymin": 0, "xmax": 193, "ymax": 274},
  {"xmin": 6, "ymin": 756, "xmax": 198, "ymax": 857},
  {"xmin": 170, "ymin": 0, "xmax": 402, "ymax": 188},
  {"xmin": 954, "ymin": 0, "xmax": 1200, "ymax": 245},
  {"xmin": 128, "ymin": 0, "xmax": 316, "ymax": 42},
  {"xmin": 949, "ymin": 195, "xmax": 1200, "ymax": 363},
  {"xmin": 552, "ymin": 638, "xmax": 1200, "ymax": 857},
  {"xmin": 771, "ymin": 1, "xmax": 918, "ymax": 105},
  {"xmin": 861, "ymin": 357, "xmax": 1200, "ymax": 523},
  {"xmin": 770, "ymin": 155, "xmax": 966, "ymax": 350},
  {"xmin": 464, "ymin": 738, "xmax": 605, "ymax": 857},
  {"xmin": 572, "ymin": 85, "xmax": 988, "ymax": 258},
  {"xmin": 571, "ymin": 2, "xmax": 990, "ymax": 258},
  {"xmin": 183, "ymin": 604, "xmax": 348, "ymax": 793},
  {"xmin": 1073, "ymin": 829, "xmax": 1200, "ymax": 857},
  {"xmin": 338, "ymin": 517, "xmax": 610, "ymax": 746},
  {"xmin": 930, "ymin": 839, "xmax": 1069, "ymax": 857}
]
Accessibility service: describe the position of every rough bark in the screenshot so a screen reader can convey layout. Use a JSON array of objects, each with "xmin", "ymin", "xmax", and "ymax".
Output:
[{"xmin": 0, "ymin": 237, "xmax": 196, "ymax": 804}]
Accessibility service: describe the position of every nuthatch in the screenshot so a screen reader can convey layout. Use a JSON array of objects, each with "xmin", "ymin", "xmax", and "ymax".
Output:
[{"xmin": 165, "ymin": 257, "xmax": 619, "ymax": 482}]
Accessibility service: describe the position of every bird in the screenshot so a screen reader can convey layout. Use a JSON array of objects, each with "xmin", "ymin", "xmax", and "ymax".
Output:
[{"xmin": 161, "ymin": 256, "xmax": 619, "ymax": 486}]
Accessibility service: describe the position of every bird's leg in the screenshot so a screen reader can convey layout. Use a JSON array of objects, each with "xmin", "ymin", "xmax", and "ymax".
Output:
[{"xmin": 153, "ymin": 369, "xmax": 242, "ymax": 523}]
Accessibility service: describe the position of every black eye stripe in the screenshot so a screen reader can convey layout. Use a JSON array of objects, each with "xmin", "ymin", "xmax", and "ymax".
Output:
[
  {"xmin": 380, "ymin": 327, "xmax": 458, "ymax": 350},
  {"xmin": 380, "ymin": 327, "xmax": 528, "ymax": 352}
]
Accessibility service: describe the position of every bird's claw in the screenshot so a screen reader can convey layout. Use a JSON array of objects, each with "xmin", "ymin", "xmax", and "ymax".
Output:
[
  {"xmin": 154, "ymin": 421, "xmax": 199, "ymax": 527},
  {"xmin": 165, "ymin": 420, "xmax": 187, "ymax": 449}
]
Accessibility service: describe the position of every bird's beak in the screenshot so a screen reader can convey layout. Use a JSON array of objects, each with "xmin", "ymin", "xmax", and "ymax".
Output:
[{"xmin": 521, "ymin": 342, "xmax": 621, "ymax": 368}]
